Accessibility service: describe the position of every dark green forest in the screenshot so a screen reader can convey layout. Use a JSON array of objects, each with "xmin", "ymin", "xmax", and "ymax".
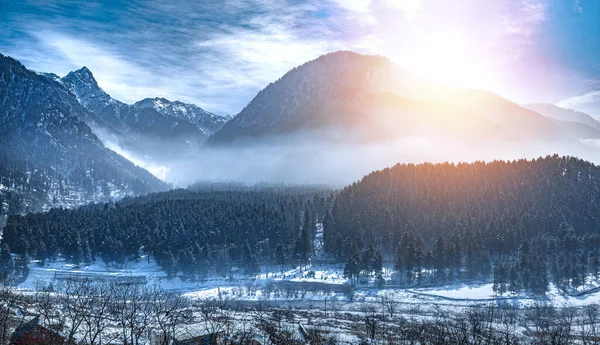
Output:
[
  {"xmin": 1, "ymin": 186, "xmax": 329, "ymax": 279},
  {"xmin": 325, "ymin": 155, "xmax": 600, "ymax": 294},
  {"xmin": 4, "ymin": 155, "xmax": 600, "ymax": 295}
]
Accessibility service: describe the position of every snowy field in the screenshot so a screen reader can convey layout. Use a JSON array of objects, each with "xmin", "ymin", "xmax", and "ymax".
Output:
[
  {"xmin": 19, "ymin": 255, "xmax": 600, "ymax": 311},
  {"xmin": 17, "ymin": 224, "xmax": 600, "ymax": 310},
  {"xmin": 17, "ymin": 253, "xmax": 600, "ymax": 345}
]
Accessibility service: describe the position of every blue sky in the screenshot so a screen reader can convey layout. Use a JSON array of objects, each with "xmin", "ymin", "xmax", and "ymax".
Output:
[{"xmin": 1, "ymin": 0, "xmax": 599, "ymax": 116}]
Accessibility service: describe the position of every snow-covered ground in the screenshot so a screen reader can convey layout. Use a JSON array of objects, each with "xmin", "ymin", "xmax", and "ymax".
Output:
[
  {"xmin": 13, "ymin": 228, "xmax": 600, "ymax": 344},
  {"xmin": 20, "ymin": 257, "xmax": 600, "ymax": 313},
  {"xmin": 19, "ymin": 254, "xmax": 600, "ymax": 345},
  {"xmin": 17, "ymin": 224, "xmax": 600, "ymax": 310}
]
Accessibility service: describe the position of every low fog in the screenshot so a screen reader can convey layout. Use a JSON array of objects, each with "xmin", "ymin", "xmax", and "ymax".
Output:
[{"xmin": 97, "ymin": 129, "xmax": 600, "ymax": 188}]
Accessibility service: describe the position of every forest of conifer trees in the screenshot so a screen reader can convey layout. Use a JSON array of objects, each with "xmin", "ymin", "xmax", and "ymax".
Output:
[
  {"xmin": 4, "ymin": 156, "xmax": 600, "ymax": 295},
  {"xmin": 1, "ymin": 186, "xmax": 330, "ymax": 279},
  {"xmin": 325, "ymin": 155, "xmax": 600, "ymax": 294}
]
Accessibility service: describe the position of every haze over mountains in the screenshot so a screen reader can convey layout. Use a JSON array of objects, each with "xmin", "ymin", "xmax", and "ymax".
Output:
[
  {"xmin": 2, "ymin": 49, "xmax": 600, "ymax": 212},
  {"xmin": 57, "ymin": 67, "xmax": 229, "ymax": 176},
  {"xmin": 208, "ymin": 51, "xmax": 600, "ymax": 147},
  {"xmin": 523, "ymin": 103, "xmax": 600, "ymax": 131},
  {"xmin": 199, "ymin": 51, "xmax": 600, "ymax": 185}
]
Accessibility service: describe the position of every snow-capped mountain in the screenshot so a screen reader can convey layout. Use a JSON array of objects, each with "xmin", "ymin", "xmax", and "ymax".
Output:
[
  {"xmin": 60, "ymin": 67, "xmax": 228, "ymax": 160},
  {"xmin": 61, "ymin": 67, "xmax": 118, "ymax": 115},
  {"xmin": 133, "ymin": 97, "xmax": 227, "ymax": 135},
  {"xmin": 0, "ymin": 53, "xmax": 168, "ymax": 221},
  {"xmin": 206, "ymin": 51, "xmax": 600, "ymax": 146}
]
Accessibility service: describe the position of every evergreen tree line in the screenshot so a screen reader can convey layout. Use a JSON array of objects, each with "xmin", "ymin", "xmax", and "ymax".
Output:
[
  {"xmin": 326, "ymin": 155, "xmax": 600, "ymax": 294},
  {"xmin": 1, "ymin": 187, "xmax": 330, "ymax": 278}
]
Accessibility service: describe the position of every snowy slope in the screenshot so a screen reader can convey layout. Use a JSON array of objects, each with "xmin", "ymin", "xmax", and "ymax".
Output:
[
  {"xmin": 61, "ymin": 67, "xmax": 227, "ymax": 141},
  {"xmin": 0, "ymin": 53, "xmax": 167, "ymax": 219}
]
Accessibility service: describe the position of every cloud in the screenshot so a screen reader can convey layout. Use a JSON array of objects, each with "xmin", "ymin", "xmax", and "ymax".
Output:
[
  {"xmin": 520, "ymin": 0, "xmax": 547, "ymax": 22},
  {"xmin": 193, "ymin": 10, "xmax": 343, "ymax": 95},
  {"xmin": 558, "ymin": 90, "xmax": 600, "ymax": 118},
  {"xmin": 383, "ymin": 0, "xmax": 421, "ymax": 17},
  {"xmin": 1, "ymin": 0, "xmax": 357, "ymax": 114},
  {"xmin": 98, "ymin": 131, "xmax": 170, "ymax": 180},
  {"xmin": 573, "ymin": 0, "xmax": 583, "ymax": 14},
  {"xmin": 1, "ymin": 0, "xmax": 598, "ymax": 116},
  {"xmin": 28, "ymin": 32, "xmax": 179, "ymax": 103},
  {"xmin": 331, "ymin": 0, "xmax": 372, "ymax": 13}
]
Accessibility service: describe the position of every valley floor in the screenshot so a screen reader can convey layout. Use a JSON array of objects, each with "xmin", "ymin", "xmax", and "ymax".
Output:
[
  {"xmin": 12, "ymin": 226, "xmax": 600, "ymax": 344},
  {"xmin": 19, "ymin": 255, "xmax": 600, "ymax": 308}
]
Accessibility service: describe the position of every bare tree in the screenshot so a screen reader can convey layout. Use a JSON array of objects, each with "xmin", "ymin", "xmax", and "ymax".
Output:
[
  {"xmin": 81, "ymin": 282, "xmax": 116, "ymax": 345},
  {"xmin": 580, "ymin": 304, "xmax": 600, "ymax": 345},
  {"xmin": 57, "ymin": 278, "xmax": 96, "ymax": 343},
  {"xmin": 359, "ymin": 303, "xmax": 380, "ymax": 343},
  {"xmin": 466, "ymin": 308, "xmax": 487, "ymax": 345},
  {"xmin": 111, "ymin": 284, "xmax": 153, "ymax": 345},
  {"xmin": 32, "ymin": 285, "xmax": 56, "ymax": 330},
  {"xmin": 497, "ymin": 304, "xmax": 519, "ymax": 345},
  {"xmin": 0, "ymin": 274, "xmax": 21, "ymax": 344},
  {"xmin": 381, "ymin": 293, "xmax": 400, "ymax": 319},
  {"xmin": 150, "ymin": 288, "xmax": 189, "ymax": 345},
  {"xmin": 230, "ymin": 311, "xmax": 258, "ymax": 345},
  {"xmin": 547, "ymin": 307, "xmax": 576, "ymax": 345},
  {"xmin": 197, "ymin": 299, "xmax": 233, "ymax": 344}
]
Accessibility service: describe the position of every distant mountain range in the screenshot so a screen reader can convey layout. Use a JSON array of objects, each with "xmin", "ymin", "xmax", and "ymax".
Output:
[
  {"xmin": 206, "ymin": 51, "xmax": 600, "ymax": 146},
  {"xmin": 523, "ymin": 103, "xmax": 600, "ymax": 131},
  {"xmin": 2, "ymin": 49, "xmax": 600, "ymax": 221},
  {"xmin": 0, "ymin": 53, "xmax": 168, "ymax": 222},
  {"xmin": 58, "ymin": 67, "xmax": 229, "ymax": 162}
]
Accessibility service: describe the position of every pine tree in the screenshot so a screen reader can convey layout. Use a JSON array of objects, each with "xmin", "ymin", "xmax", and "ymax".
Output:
[
  {"xmin": 323, "ymin": 210, "xmax": 333, "ymax": 252},
  {"xmin": 343, "ymin": 253, "xmax": 362, "ymax": 286},
  {"xmin": 243, "ymin": 241, "xmax": 260, "ymax": 275},
  {"xmin": 36, "ymin": 241, "xmax": 48, "ymax": 263},
  {"xmin": 0, "ymin": 244, "xmax": 13, "ymax": 275},
  {"xmin": 590, "ymin": 253, "xmax": 600, "ymax": 280},
  {"xmin": 451, "ymin": 230, "xmax": 462, "ymax": 272},
  {"xmin": 373, "ymin": 249, "xmax": 383, "ymax": 275},
  {"xmin": 303, "ymin": 206, "xmax": 316, "ymax": 238},
  {"xmin": 294, "ymin": 222, "xmax": 313, "ymax": 266},
  {"xmin": 275, "ymin": 243, "xmax": 287, "ymax": 267},
  {"xmin": 493, "ymin": 262, "xmax": 508, "ymax": 296},
  {"xmin": 83, "ymin": 240, "xmax": 93, "ymax": 265},
  {"xmin": 162, "ymin": 250, "xmax": 177, "ymax": 277},
  {"xmin": 509, "ymin": 265, "xmax": 519, "ymax": 294},
  {"xmin": 361, "ymin": 246, "xmax": 376, "ymax": 276},
  {"xmin": 15, "ymin": 253, "xmax": 29, "ymax": 279},
  {"xmin": 433, "ymin": 236, "xmax": 446, "ymax": 275}
]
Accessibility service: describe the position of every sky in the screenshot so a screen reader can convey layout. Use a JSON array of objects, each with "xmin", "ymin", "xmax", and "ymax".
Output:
[{"xmin": 1, "ymin": 0, "xmax": 599, "ymax": 117}]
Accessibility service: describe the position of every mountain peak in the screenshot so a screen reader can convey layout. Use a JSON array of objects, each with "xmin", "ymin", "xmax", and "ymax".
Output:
[
  {"xmin": 133, "ymin": 97, "xmax": 227, "ymax": 130},
  {"xmin": 205, "ymin": 50, "xmax": 412, "ymax": 146},
  {"xmin": 317, "ymin": 50, "xmax": 385, "ymax": 61},
  {"xmin": 134, "ymin": 97, "xmax": 172, "ymax": 110},
  {"xmin": 66, "ymin": 66, "xmax": 98, "ymax": 87},
  {"xmin": 60, "ymin": 66, "xmax": 114, "ymax": 114}
]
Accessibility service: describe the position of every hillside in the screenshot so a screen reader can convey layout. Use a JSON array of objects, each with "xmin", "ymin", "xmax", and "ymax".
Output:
[
  {"xmin": 0, "ymin": 53, "xmax": 168, "ymax": 221},
  {"xmin": 524, "ymin": 103, "xmax": 600, "ymax": 131},
  {"xmin": 1, "ymin": 186, "xmax": 329, "ymax": 277},
  {"xmin": 324, "ymin": 155, "xmax": 600, "ymax": 293},
  {"xmin": 206, "ymin": 51, "xmax": 600, "ymax": 146}
]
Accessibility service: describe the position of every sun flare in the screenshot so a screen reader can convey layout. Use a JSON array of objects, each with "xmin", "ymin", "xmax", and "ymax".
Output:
[{"xmin": 397, "ymin": 31, "xmax": 489, "ymax": 89}]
